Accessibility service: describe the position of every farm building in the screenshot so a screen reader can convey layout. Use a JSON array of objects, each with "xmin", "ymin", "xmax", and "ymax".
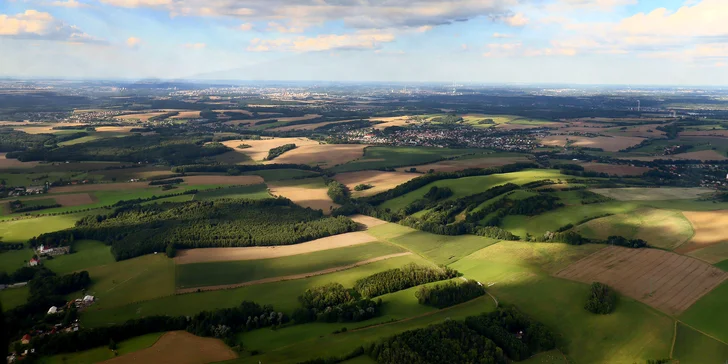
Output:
[
  {"xmin": 37, "ymin": 245, "xmax": 70, "ymax": 256},
  {"xmin": 47, "ymin": 306, "xmax": 58, "ymax": 315}
]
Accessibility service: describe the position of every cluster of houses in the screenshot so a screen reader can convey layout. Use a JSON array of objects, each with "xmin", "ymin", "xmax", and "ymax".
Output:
[{"xmin": 6, "ymin": 185, "xmax": 47, "ymax": 197}]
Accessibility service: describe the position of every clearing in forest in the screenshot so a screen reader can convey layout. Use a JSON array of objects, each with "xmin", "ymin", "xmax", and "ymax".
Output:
[
  {"xmin": 590, "ymin": 187, "xmax": 714, "ymax": 201},
  {"xmin": 555, "ymin": 246, "xmax": 728, "ymax": 315},
  {"xmin": 99, "ymin": 331, "xmax": 237, "ymax": 364},
  {"xmin": 677, "ymin": 210, "xmax": 728, "ymax": 255},
  {"xmin": 174, "ymin": 231, "xmax": 378, "ymax": 264},
  {"xmin": 333, "ymin": 170, "xmax": 418, "ymax": 197}
]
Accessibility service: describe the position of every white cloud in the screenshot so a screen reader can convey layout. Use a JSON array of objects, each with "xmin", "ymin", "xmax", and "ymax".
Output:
[
  {"xmin": 49, "ymin": 0, "xmax": 89, "ymax": 7},
  {"xmin": 126, "ymin": 36, "xmax": 141, "ymax": 48},
  {"xmin": 266, "ymin": 22, "xmax": 304, "ymax": 33},
  {"xmin": 239, "ymin": 23, "xmax": 253, "ymax": 31},
  {"xmin": 557, "ymin": 0, "xmax": 637, "ymax": 11},
  {"xmin": 616, "ymin": 0, "xmax": 728, "ymax": 37},
  {"xmin": 248, "ymin": 30, "xmax": 396, "ymax": 52},
  {"xmin": 0, "ymin": 9, "xmax": 103, "ymax": 43},
  {"xmin": 504, "ymin": 13, "xmax": 528, "ymax": 26},
  {"xmin": 492, "ymin": 32, "xmax": 513, "ymax": 38},
  {"xmin": 183, "ymin": 42, "xmax": 206, "ymax": 49}
]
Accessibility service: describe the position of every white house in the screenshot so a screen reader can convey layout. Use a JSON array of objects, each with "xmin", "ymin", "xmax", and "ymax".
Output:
[{"xmin": 47, "ymin": 306, "xmax": 58, "ymax": 315}]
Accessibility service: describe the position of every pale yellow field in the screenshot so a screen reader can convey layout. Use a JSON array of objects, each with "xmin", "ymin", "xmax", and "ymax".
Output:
[
  {"xmin": 115, "ymin": 112, "xmax": 169, "ymax": 122},
  {"xmin": 334, "ymin": 170, "xmax": 418, "ymax": 197},
  {"xmin": 169, "ymin": 111, "xmax": 201, "ymax": 119},
  {"xmin": 95, "ymin": 126, "xmax": 136, "ymax": 133},
  {"xmin": 174, "ymin": 231, "xmax": 378, "ymax": 264},
  {"xmin": 219, "ymin": 137, "xmax": 319, "ymax": 162},
  {"xmin": 271, "ymin": 144, "xmax": 368, "ymax": 168},
  {"xmin": 677, "ymin": 211, "xmax": 728, "ymax": 254},
  {"xmin": 370, "ymin": 116, "xmax": 418, "ymax": 130},
  {"xmin": 396, "ymin": 156, "xmax": 530, "ymax": 173},
  {"xmin": 267, "ymin": 183, "xmax": 340, "ymax": 213}
]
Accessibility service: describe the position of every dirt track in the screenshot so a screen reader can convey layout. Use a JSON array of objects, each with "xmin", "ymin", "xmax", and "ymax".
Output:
[
  {"xmin": 555, "ymin": 246, "xmax": 727, "ymax": 315},
  {"xmin": 176, "ymin": 252, "xmax": 412, "ymax": 294},
  {"xmin": 100, "ymin": 331, "xmax": 237, "ymax": 364},
  {"xmin": 174, "ymin": 231, "xmax": 378, "ymax": 264}
]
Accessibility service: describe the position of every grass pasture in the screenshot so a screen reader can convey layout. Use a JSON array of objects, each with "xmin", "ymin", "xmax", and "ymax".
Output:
[
  {"xmin": 451, "ymin": 242, "xmax": 674, "ymax": 364},
  {"xmin": 0, "ymin": 211, "xmax": 99, "ymax": 243},
  {"xmin": 672, "ymin": 323, "xmax": 728, "ymax": 364},
  {"xmin": 82, "ymin": 253, "xmax": 176, "ymax": 312},
  {"xmin": 193, "ymin": 184, "xmax": 271, "ymax": 201},
  {"xmin": 575, "ymin": 208, "xmax": 694, "ymax": 250},
  {"xmin": 39, "ymin": 332, "xmax": 164, "ymax": 364},
  {"xmin": 80, "ymin": 254, "xmax": 431, "ymax": 327},
  {"xmin": 680, "ymin": 280, "xmax": 728, "ymax": 343},
  {"xmin": 367, "ymin": 222, "xmax": 498, "ymax": 265},
  {"xmin": 0, "ymin": 248, "xmax": 33, "ymax": 273},
  {"xmin": 590, "ymin": 187, "xmax": 714, "ymax": 201},
  {"xmin": 175, "ymin": 242, "xmax": 405, "ymax": 289},
  {"xmin": 44, "ymin": 240, "xmax": 115, "ymax": 274},
  {"xmin": 0, "ymin": 286, "xmax": 29, "ymax": 310}
]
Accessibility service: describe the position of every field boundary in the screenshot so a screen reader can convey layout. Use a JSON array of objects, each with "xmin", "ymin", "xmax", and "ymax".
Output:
[
  {"xmin": 175, "ymin": 252, "xmax": 412, "ymax": 294},
  {"xmin": 670, "ymin": 320, "xmax": 677, "ymax": 359}
]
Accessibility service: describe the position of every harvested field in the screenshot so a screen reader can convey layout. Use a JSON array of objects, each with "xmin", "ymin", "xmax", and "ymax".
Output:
[
  {"xmin": 94, "ymin": 126, "xmax": 136, "ymax": 133},
  {"xmin": 605, "ymin": 124, "xmax": 667, "ymax": 138},
  {"xmin": 53, "ymin": 193, "xmax": 96, "ymax": 206},
  {"xmin": 677, "ymin": 211, "xmax": 728, "ymax": 254},
  {"xmin": 590, "ymin": 187, "xmax": 714, "ymax": 201},
  {"xmin": 169, "ymin": 111, "xmax": 201, "ymax": 119},
  {"xmin": 271, "ymin": 119, "xmax": 357, "ymax": 131},
  {"xmin": 555, "ymin": 246, "xmax": 728, "ymax": 315},
  {"xmin": 213, "ymin": 109, "xmax": 253, "ymax": 116},
  {"xmin": 540, "ymin": 135, "xmax": 644, "ymax": 152},
  {"xmin": 370, "ymin": 116, "xmax": 419, "ymax": 130},
  {"xmin": 680, "ymin": 130, "xmax": 728, "ymax": 137},
  {"xmin": 395, "ymin": 155, "xmax": 530, "ymax": 173},
  {"xmin": 268, "ymin": 183, "xmax": 339, "ymax": 213},
  {"xmin": 623, "ymin": 150, "xmax": 728, "ymax": 161},
  {"xmin": 115, "ymin": 112, "xmax": 169, "ymax": 122},
  {"xmin": 50, "ymin": 182, "xmax": 151, "ymax": 193},
  {"xmin": 176, "ymin": 252, "xmax": 412, "ymax": 293},
  {"xmin": 174, "ymin": 231, "xmax": 378, "ymax": 264},
  {"xmin": 271, "ymin": 144, "xmax": 368, "ymax": 168},
  {"xmin": 334, "ymin": 170, "xmax": 417, "ymax": 196},
  {"xmin": 578, "ymin": 162, "xmax": 650, "ymax": 176},
  {"xmin": 219, "ymin": 137, "xmax": 319, "ymax": 162},
  {"xmin": 100, "ymin": 331, "xmax": 237, "ymax": 364},
  {"xmin": 349, "ymin": 214, "xmax": 388, "ymax": 229},
  {"xmin": 0, "ymin": 153, "xmax": 39, "ymax": 168}
]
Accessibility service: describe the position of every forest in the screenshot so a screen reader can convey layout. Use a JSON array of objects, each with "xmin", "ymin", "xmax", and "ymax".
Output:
[
  {"xmin": 8, "ymin": 134, "xmax": 231, "ymax": 165},
  {"xmin": 353, "ymin": 264, "xmax": 458, "ymax": 298},
  {"xmin": 294, "ymin": 283, "xmax": 381, "ymax": 323},
  {"xmin": 29, "ymin": 198, "xmax": 358, "ymax": 260},
  {"xmin": 415, "ymin": 280, "xmax": 485, "ymax": 308}
]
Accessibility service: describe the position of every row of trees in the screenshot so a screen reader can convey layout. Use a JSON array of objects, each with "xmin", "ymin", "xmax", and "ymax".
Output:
[
  {"xmin": 30, "ymin": 198, "xmax": 358, "ymax": 260},
  {"xmin": 148, "ymin": 178, "xmax": 184, "ymax": 186},
  {"xmin": 171, "ymin": 162, "xmax": 322, "ymax": 174},
  {"xmin": 266, "ymin": 143, "xmax": 297, "ymax": 160},
  {"xmin": 353, "ymin": 264, "xmax": 459, "ymax": 298},
  {"xmin": 415, "ymin": 280, "xmax": 485, "ymax": 308},
  {"xmin": 293, "ymin": 283, "xmax": 381, "ymax": 323}
]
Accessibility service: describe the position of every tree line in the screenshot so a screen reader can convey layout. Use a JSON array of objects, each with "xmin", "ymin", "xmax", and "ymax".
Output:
[
  {"xmin": 29, "ymin": 198, "xmax": 358, "ymax": 261},
  {"xmin": 415, "ymin": 280, "xmax": 485, "ymax": 309},
  {"xmin": 171, "ymin": 162, "xmax": 321, "ymax": 174},
  {"xmin": 266, "ymin": 143, "xmax": 297, "ymax": 160},
  {"xmin": 353, "ymin": 264, "xmax": 458, "ymax": 298}
]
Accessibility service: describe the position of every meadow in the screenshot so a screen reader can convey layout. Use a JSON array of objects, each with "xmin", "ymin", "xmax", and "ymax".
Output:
[
  {"xmin": 0, "ymin": 211, "xmax": 99, "ymax": 243},
  {"xmin": 0, "ymin": 248, "xmax": 33, "ymax": 273},
  {"xmin": 672, "ymin": 323, "xmax": 728, "ymax": 364},
  {"xmin": 328, "ymin": 146, "xmax": 485, "ymax": 173},
  {"xmin": 39, "ymin": 332, "xmax": 164, "ymax": 364},
  {"xmin": 0, "ymin": 286, "xmax": 29, "ymax": 310},
  {"xmin": 175, "ymin": 241, "xmax": 405, "ymax": 289},
  {"xmin": 680, "ymin": 280, "xmax": 728, "ymax": 343},
  {"xmin": 193, "ymin": 184, "xmax": 271, "ymax": 200},
  {"xmin": 43, "ymin": 240, "xmax": 115, "ymax": 274}
]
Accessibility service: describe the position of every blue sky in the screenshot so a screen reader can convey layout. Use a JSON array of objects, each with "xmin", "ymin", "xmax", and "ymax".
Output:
[{"xmin": 1, "ymin": 0, "xmax": 727, "ymax": 85}]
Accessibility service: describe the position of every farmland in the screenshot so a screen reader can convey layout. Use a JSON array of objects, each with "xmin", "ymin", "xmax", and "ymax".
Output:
[
  {"xmin": 678, "ymin": 210, "xmax": 728, "ymax": 254},
  {"xmin": 590, "ymin": 187, "xmax": 715, "ymax": 201},
  {"xmin": 99, "ymin": 331, "xmax": 237, "ymax": 364},
  {"xmin": 40, "ymin": 332, "xmax": 164, "ymax": 364},
  {"xmin": 328, "ymin": 146, "xmax": 485, "ymax": 173}
]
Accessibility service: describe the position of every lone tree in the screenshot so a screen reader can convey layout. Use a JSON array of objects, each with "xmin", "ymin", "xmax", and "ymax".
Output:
[
  {"xmin": 165, "ymin": 244, "xmax": 177, "ymax": 258},
  {"xmin": 584, "ymin": 282, "xmax": 617, "ymax": 314}
]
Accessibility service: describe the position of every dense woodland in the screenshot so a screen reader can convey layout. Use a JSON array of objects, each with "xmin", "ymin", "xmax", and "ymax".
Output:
[
  {"xmin": 29, "ymin": 198, "xmax": 358, "ymax": 260},
  {"xmin": 353, "ymin": 264, "xmax": 458, "ymax": 298},
  {"xmin": 364, "ymin": 307, "xmax": 555, "ymax": 364},
  {"xmin": 266, "ymin": 143, "xmax": 297, "ymax": 160},
  {"xmin": 294, "ymin": 283, "xmax": 381, "ymax": 323},
  {"xmin": 415, "ymin": 280, "xmax": 485, "ymax": 308},
  {"xmin": 8, "ymin": 134, "xmax": 231, "ymax": 165}
]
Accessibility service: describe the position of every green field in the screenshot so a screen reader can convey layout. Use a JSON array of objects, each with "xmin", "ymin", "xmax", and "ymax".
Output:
[
  {"xmin": 0, "ymin": 286, "xmax": 29, "ymax": 310},
  {"xmin": 0, "ymin": 248, "xmax": 33, "ymax": 273},
  {"xmin": 328, "ymin": 146, "xmax": 485, "ymax": 173},
  {"xmin": 378, "ymin": 169, "xmax": 575, "ymax": 211},
  {"xmin": 0, "ymin": 211, "xmax": 99, "ymax": 243},
  {"xmin": 176, "ymin": 242, "xmax": 405, "ymax": 289},
  {"xmin": 193, "ymin": 184, "xmax": 271, "ymax": 201},
  {"xmin": 575, "ymin": 208, "xmax": 694, "ymax": 250},
  {"xmin": 672, "ymin": 323, "xmax": 728, "ymax": 364},
  {"xmin": 80, "ymin": 254, "xmax": 431, "ymax": 327},
  {"xmin": 44, "ymin": 240, "xmax": 115, "ymax": 274},
  {"xmin": 39, "ymin": 332, "xmax": 163, "ymax": 364},
  {"xmin": 244, "ymin": 168, "xmax": 320, "ymax": 181},
  {"xmin": 0, "ymin": 171, "xmax": 105, "ymax": 186},
  {"xmin": 501, "ymin": 201, "xmax": 642, "ymax": 238},
  {"xmin": 367, "ymin": 222, "xmax": 498, "ymax": 265},
  {"xmin": 680, "ymin": 280, "xmax": 728, "ymax": 343},
  {"xmin": 82, "ymin": 253, "xmax": 176, "ymax": 312},
  {"xmin": 450, "ymin": 242, "xmax": 674, "ymax": 364},
  {"xmin": 716, "ymin": 259, "xmax": 728, "ymax": 271},
  {"xmin": 590, "ymin": 187, "xmax": 715, "ymax": 201},
  {"xmin": 236, "ymin": 295, "xmax": 497, "ymax": 364},
  {"xmin": 3, "ymin": 198, "xmax": 58, "ymax": 215}
]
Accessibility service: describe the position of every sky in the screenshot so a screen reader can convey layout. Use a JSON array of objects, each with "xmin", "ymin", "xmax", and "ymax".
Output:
[{"xmin": 1, "ymin": 0, "xmax": 728, "ymax": 85}]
